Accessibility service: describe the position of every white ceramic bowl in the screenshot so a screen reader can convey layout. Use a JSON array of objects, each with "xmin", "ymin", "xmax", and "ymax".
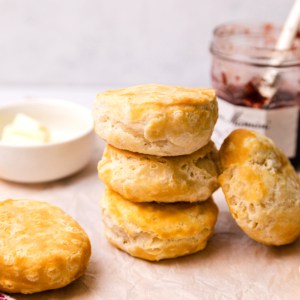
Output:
[{"xmin": 0, "ymin": 99, "xmax": 94, "ymax": 183}]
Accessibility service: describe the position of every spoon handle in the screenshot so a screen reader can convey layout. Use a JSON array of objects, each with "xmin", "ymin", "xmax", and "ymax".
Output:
[
  {"xmin": 257, "ymin": 0, "xmax": 300, "ymax": 101},
  {"xmin": 276, "ymin": 0, "xmax": 300, "ymax": 51}
]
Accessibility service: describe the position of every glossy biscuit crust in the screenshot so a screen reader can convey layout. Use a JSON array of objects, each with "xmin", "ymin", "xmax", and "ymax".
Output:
[
  {"xmin": 93, "ymin": 84, "xmax": 218, "ymax": 156},
  {"xmin": 219, "ymin": 129, "xmax": 300, "ymax": 246},
  {"xmin": 0, "ymin": 199, "xmax": 91, "ymax": 294},
  {"xmin": 100, "ymin": 188, "xmax": 218, "ymax": 261},
  {"xmin": 98, "ymin": 142, "xmax": 220, "ymax": 202}
]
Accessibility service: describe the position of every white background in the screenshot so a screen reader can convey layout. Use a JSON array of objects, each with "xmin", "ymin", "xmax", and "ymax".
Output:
[{"xmin": 0, "ymin": 0, "xmax": 294, "ymax": 87}]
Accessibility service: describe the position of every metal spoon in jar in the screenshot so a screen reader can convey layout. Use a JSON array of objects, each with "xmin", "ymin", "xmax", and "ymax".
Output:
[{"xmin": 255, "ymin": 0, "xmax": 300, "ymax": 106}]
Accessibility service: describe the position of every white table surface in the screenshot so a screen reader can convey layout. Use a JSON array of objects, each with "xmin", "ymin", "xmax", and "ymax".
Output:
[{"xmin": 0, "ymin": 86, "xmax": 299, "ymax": 300}]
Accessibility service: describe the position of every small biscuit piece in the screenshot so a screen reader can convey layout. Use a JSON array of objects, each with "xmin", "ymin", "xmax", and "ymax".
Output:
[
  {"xmin": 93, "ymin": 84, "xmax": 218, "ymax": 156},
  {"xmin": 98, "ymin": 142, "xmax": 220, "ymax": 203},
  {"xmin": 0, "ymin": 199, "xmax": 91, "ymax": 294},
  {"xmin": 101, "ymin": 188, "xmax": 218, "ymax": 261},
  {"xmin": 219, "ymin": 129, "xmax": 300, "ymax": 246}
]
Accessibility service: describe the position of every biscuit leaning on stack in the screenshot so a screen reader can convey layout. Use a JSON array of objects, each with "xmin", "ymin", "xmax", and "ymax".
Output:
[
  {"xmin": 218, "ymin": 129, "xmax": 300, "ymax": 246},
  {"xmin": 93, "ymin": 84, "xmax": 220, "ymax": 261}
]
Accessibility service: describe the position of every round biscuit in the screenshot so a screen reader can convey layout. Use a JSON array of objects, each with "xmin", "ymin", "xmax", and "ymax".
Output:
[
  {"xmin": 0, "ymin": 199, "xmax": 91, "ymax": 294},
  {"xmin": 98, "ymin": 141, "xmax": 220, "ymax": 202},
  {"xmin": 93, "ymin": 84, "xmax": 218, "ymax": 156},
  {"xmin": 100, "ymin": 188, "xmax": 218, "ymax": 261},
  {"xmin": 219, "ymin": 129, "xmax": 300, "ymax": 246}
]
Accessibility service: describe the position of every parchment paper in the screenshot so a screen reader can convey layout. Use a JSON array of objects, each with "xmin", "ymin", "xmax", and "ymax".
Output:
[{"xmin": 1, "ymin": 138, "xmax": 299, "ymax": 300}]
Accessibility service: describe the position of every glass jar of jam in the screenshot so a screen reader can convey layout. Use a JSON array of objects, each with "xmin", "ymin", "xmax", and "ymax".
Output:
[{"xmin": 210, "ymin": 22, "xmax": 300, "ymax": 168}]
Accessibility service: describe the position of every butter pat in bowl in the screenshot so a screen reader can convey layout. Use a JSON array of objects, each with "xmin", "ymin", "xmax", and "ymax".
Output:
[
  {"xmin": 2, "ymin": 113, "xmax": 50, "ymax": 145},
  {"xmin": 0, "ymin": 99, "xmax": 94, "ymax": 183}
]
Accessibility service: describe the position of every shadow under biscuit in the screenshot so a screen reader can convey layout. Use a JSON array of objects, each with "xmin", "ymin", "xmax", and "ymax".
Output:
[
  {"xmin": 13, "ymin": 260, "xmax": 101, "ymax": 300},
  {"xmin": 267, "ymin": 238, "xmax": 300, "ymax": 258}
]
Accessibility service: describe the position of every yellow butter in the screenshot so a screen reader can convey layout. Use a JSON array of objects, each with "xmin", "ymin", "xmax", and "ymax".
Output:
[{"xmin": 1, "ymin": 113, "xmax": 50, "ymax": 145}]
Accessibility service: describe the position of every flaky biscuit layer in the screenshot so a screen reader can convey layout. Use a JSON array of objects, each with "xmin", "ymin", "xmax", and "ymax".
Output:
[{"xmin": 98, "ymin": 142, "xmax": 220, "ymax": 202}]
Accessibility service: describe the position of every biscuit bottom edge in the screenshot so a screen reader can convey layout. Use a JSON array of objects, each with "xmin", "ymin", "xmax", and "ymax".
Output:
[{"xmin": 103, "ymin": 224, "xmax": 212, "ymax": 261}]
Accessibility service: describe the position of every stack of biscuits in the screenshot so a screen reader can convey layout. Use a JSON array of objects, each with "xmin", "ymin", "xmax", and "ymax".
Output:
[{"xmin": 93, "ymin": 84, "xmax": 220, "ymax": 261}]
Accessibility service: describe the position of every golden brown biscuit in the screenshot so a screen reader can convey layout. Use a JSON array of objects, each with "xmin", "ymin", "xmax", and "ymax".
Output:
[
  {"xmin": 98, "ymin": 142, "xmax": 220, "ymax": 203},
  {"xmin": 100, "ymin": 188, "xmax": 218, "ymax": 261},
  {"xmin": 219, "ymin": 129, "xmax": 300, "ymax": 246},
  {"xmin": 93, "ymin": 84, "xmax": 218, "ymax": 156},
  {"xmin": 0, "ymin": 199, "xmax": 91, "ymax": 294}
]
